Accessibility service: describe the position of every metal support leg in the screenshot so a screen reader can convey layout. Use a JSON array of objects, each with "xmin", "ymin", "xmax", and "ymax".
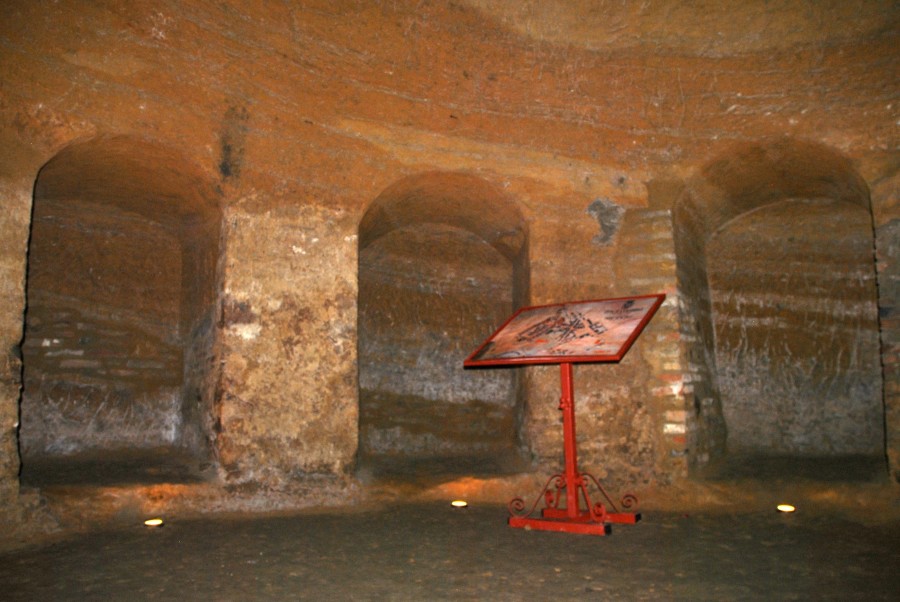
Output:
[{"xmin": 508, "ymin": 363, "xmax": 640, "ymax": 536}]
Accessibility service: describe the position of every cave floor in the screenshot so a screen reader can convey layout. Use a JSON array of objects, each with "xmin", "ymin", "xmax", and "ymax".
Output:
[{"xmin": 3, "ymin": 497, "xmax": 899, "ymax": 601}]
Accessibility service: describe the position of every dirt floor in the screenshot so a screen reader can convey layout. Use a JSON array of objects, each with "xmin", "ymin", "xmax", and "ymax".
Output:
[
  {"xmin": 4, "ymin": 454, "xmax": 899, "ymax": 600},
  {"xmin": 3, "ymin": 495, "xmax": 899, "ymax": 601}
]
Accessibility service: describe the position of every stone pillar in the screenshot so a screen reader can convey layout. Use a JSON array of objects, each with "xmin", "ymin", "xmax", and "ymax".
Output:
[
  {"xmin": 873, "ymin": 192, "xmax": 900, "ymax": 482},
  {"xmin": 861, "ymin": 158, "xmax": 898, "ymax": 484},
  {"xmin": 0, "ymin": 179, "xmax": 33, "ymax": 521},
  {"xmin": 215, "ymin": 201, "xmax": 359, "ymax": 486}
]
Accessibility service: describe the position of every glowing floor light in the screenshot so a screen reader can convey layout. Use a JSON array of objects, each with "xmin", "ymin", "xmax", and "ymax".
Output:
[
  {"xmin": 450, "ymin": 500, "xmax": 468, "ymax": 508},
  {"xmin": 144, "ymin": 517, "xmax": 165, "ymax": 527},
  {"xmin": 776, "ymin": 504, "xmax": 796, "ymax": 513}
]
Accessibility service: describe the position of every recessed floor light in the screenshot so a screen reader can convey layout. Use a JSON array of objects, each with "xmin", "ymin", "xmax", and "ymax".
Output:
[
  {"xmin": 144, "ymin": 517, "xmax": 165, "ymax": 527},
  {"xmin": 450, "ymin": 500, "xmax": 468, "ymax": 508},
  {"xmin": 776, "ymin": 504, "xmax": 796, "ymax": 513}
]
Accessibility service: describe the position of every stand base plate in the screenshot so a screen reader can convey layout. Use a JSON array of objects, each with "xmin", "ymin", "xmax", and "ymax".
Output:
[
  {"xmin": 508, "ymin": 509, "xmax": 640, "ymax": 536},
  {"xmin": 509, "ymin": 515, "xmax": 612, "ymax": 536}
]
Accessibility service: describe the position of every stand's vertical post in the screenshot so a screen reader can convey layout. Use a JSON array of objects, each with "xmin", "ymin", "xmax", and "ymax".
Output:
[{"xmin": 559, "ymin": 362, "xmax": 579, "ymax": 518}]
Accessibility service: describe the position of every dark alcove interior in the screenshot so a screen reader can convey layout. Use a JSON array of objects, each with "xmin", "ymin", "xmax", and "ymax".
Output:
[
  {"xmin": 674, "ymin": 139, "xmax": 887, "ymax": 483},
  {"xmin": 707, "ymin": 198, "xmax": 884, "ymax": 482},
  {"xmin": 19, "ymin": 137, "xmax": 222, "ymax": 488},
  {"xmin": 356, "ymin": 173, "xmax": 530, "ymax": 486}
]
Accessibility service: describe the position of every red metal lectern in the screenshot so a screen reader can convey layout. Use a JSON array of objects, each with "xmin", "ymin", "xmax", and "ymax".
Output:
[{"xmin": 464, "ymin": 294, "xmax": 665, "ymax": 536}]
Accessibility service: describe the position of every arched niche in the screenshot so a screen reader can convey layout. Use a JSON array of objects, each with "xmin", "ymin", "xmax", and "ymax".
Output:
[
  {"xmin": 357, "ymin": 172, "xmax": 529, "ymax": 483},
  {"xmin": 673, "ymin": 138, "xmax": 884, "ymax": 480},
  {"xmin": 20, "ymin": 136, "xmax": 223, "ymax": 486}
]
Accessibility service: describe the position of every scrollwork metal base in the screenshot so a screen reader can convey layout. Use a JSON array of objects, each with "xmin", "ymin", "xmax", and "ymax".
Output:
[
  {"xmin": 507, "ymin": 363, "xmax": 642, "ymax": 536},
  {"xmin": 508, "ymin": 471, "xmax": 640, "ymax": 536}
]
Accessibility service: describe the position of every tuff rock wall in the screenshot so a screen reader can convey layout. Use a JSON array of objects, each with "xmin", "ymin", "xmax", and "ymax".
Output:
[{"xmin": 0, "ymin": 1, "xmax": 897, "ymax": 531}]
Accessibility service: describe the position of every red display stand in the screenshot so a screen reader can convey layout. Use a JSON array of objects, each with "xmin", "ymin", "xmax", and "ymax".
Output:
[{"xmin": 464, "ymin": 294, "xmax": 665, "ymax": 536}]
